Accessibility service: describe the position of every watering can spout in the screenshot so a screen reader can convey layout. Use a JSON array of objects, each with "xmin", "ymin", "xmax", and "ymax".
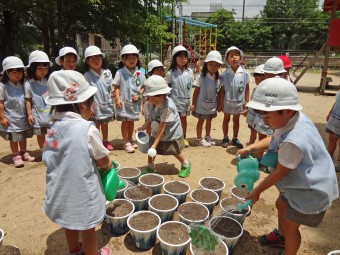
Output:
[{"xmin": 100, "ymin": 160, "xmax": 125, "ymax": 201}]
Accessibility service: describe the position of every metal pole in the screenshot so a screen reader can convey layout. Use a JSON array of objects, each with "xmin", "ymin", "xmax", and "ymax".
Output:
[
  {"xmin": 146, "ymin": 0, "xmax": 150, "ymax": 69},
  {"xmin": 242, "ymin": 0, "xmax": 245, "ymax": 23}
]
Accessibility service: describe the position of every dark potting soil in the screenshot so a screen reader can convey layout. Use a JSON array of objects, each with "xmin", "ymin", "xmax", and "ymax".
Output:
[
  {"xmin": 106, "ymin": 200, "xmax": 133, "ymax": 217},
  {"xmin": 150, "ymin": 195, "xmax": 177, "ymax": 210},
  {"xmin": 191, "ymin": 189, "xmax": 218, "ymax": 203},
  {"xmin": 200, "ymin": 177, "xmax": 224, "ymax": 190},
  {"xmin": 125, "ymin": 185, "xmax": 152, "ymax": 200},
  {"xmin": 191, "ymin": 241, "xmax": 227, "ymax": 255},
  {"xmin": 117, "ymin": 167, "xmax": 140, "ymax": 177},
  {"xmin": 211, "ymin": 217, "xmax": 242, "ymax": 237},
  {"xmin": 178, "ymin": 203, "xmax": 208, "ymax": 221},
  {"xmin": 158, "ymin": 222, "xmax": 189, "ymax": 245},
  {"xmin": 231, "ymin": 187, "xmax": 249, "ymax": 199},
  {"xmin": 0, "ymin": 246, "xmax": 21, "ymax": 255},
  {"xmin": 221, "ymin": 197, "xmax": 249, "ymax": 214},
  {"xmin": 140, "ymin": 174, "xmax": 163, "ymax": 185},
  {"xmin": 164, "ymin": 181, "xmax": 189, "ymax": 193},
  {"xmin": 129, "ymin": 212, "xmax": 159, "ymax": 231}
]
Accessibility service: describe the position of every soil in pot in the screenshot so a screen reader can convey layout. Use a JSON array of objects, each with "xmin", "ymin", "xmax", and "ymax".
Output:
[
  {"xmin": 191, "ymin": 189, "xmax": 218, "ymax": 204},
  {"xmin": 191, "ymin": 240, "xmax": 228, "ymax": 255},
  {"xmin": 158, "ymin": 222, "xmax": 189, "ymax": 245},
  {"xmin": 106, "ymin": 200, "xmax": 134, "ymax": 217},
  {"xmin": 210, "ymin": 217, "xmax": 242, "ymax": 238},
  {"xmin": 220, "ymin": 197, "xmax": 249, "ymax": 215},
  {"xmin": 230, "ymin": 187, "xmax": 248, "ymax": 200},
  {"xmin": 129, "ymin": 212, "xmax": 159, "ymax": 231},
  {"xmin": 178, "ymin": 202, "xmax": 209, "ymax": 222},
  {"xmin": 164, "ymin": 181, "xmax": 189, "ymax": 194},
  {"xmin": 139, "ymin": 174, "xmax": 163, "ymax": 186},
  {"xmin": 117, "ymin": 167, "xmax": 140, "ymax": 178},
  {"xmin": 200, "ymin": 178, "xmax": 224, "ymax": 190},
  {"xmin": 124, "ymin": 185, "xmax": 153, "ymax": 200},
  {"xmin": 150, "ymin": 195, "xmax": 177, "ymax": 211}
]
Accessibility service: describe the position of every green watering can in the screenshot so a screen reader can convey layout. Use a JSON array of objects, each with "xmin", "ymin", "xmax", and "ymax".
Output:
[
  {"xmin": 100, "ymin": 160, "xmax": 125, "ymax": 201},
  {"xmin": 234, "ymin": 155, "xmax": 260, "ymax": 212}
]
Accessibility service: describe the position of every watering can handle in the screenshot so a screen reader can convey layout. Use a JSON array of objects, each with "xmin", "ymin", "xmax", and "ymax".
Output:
[
  {"xmin": 112, "ymin": 160, "xmax": 117, "ymax": 169},
  {"xmin": 237, "ymin": 154, "xmax": 254, "ymax": 161}
]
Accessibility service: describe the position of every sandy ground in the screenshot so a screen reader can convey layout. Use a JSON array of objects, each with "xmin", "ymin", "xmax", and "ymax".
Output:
[{"xmin": 0, "ymin": 70, "xmax": 340, "ymax": 255}]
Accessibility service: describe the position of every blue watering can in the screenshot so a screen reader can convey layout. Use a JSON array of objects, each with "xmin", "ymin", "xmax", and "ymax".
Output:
[{"xmin": 100, "ymin": 160, "xmax": 125, "ymax": 201}]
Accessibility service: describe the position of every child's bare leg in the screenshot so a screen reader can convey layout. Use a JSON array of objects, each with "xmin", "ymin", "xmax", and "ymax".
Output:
[
  {"xmin": 327, "ymin": 133, "xmax": 337, "ymax": 158},
  {"xmin": 127, "ymin": 121, "xmax": 134, "ymax": 141},
  {"xmin": 121, "ymin": 121, "xmax": 129, "ymax": 141},
  {"xmin": 180, "ymin": 116, "xmax": 187, "ymax": 138},
  {"xmin": 205, "ymin": 118, "xmax": 212, "ymax": 137},
  {"xmin": 101, "ymin": 123, "xmax": 109, "ymax": 141},
  {"xmin": 196, "ymin": 118, "xmax": 204, "ymax": 139},
  {"xmin": 276, "ymin": 195, "xmax": 288, "ymax": 238},
  {"xmin": 249, "ymin": 128, "xmax": 257, "ymax": 145},
  {"xmin": 282, "ymin": 218, "xmax": 301, "ymax": 255},
  {"xmin": 80, "ymin": 228, "xmax": 97, "ymax": 255},
  {"xmin": 10, "ymin": 141, "xmax": 19, "ymax": 154},
  {"xmin": 232, "ymin": 114, "xmax": 240, "ymax": 137},
  {"xmin": 222, "ymin": 113, "xmax": 231, "ymax": 137},
  {"xmin": 37, "ymin": 135, "xmax": 45, "ymax": 149},
  {"xmin": 174, "ymin": 153, "xmax": 187, "ymax": 164},
  {"xmin": 64, "ymin": 229, "xmax": 82, "ymax": 253},
  {"xmin": 18, "ymin": 140, "xmax": 27, "ymax": 152}
]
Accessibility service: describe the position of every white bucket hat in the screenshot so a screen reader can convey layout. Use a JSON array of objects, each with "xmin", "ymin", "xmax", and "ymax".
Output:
[
  {"xmin": 172, "ymin": 45, "xmax": 188, "ymax": 58},
  {"xmin": 204, "ymin": 51, "xmax": 223, "ymax": 64},
  {"xmin": 263, "ymin": 57, "xmax": 286, "ymax": 74},
  {"xmin": 45, "ymin": 70, "xmax": 97, "ymax": 106},
  {"xmin": 120, "ymin": 44, "xmax": 139, "ymax": 57},
  {"xmin": 144, "ymin": 75, "xmax": 172, "ymax": 97},
  {"xmin": 246, "ymin": 77, "xmax": 302, "ymax": 112},
  {"xmin": 27, "ymin": 50, "xmax": 53, "ymax": 67},
  {"xmin": 84, "ymin": 45, "xmax": 105, "ymax": 59},
  {"xmin": 1, "ymin": 56, "xmax": 25, "ymax": 74},
  {"xmin": 147, "ymin": 60, "xmax": 165, "ymax": 73},
  {"xmin": 55, "ymin": 47, "xmax": 80, "ymax": 66},
  {"xmin": 224, "ymin": 46, "xmax": 244, "ymax": 60},
  {"xmin": 253, "ymin": 64, "xmax": 265, "ymax": 75}
]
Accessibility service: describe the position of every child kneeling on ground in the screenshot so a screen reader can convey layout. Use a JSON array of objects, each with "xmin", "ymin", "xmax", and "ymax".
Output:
[
  {"xmin": 237, "ymin": 77, "xmax": 339, "ymax": 255},
  {"xmin": 137, "ymin": 75, "xmax": 191, "ymax": 178}
]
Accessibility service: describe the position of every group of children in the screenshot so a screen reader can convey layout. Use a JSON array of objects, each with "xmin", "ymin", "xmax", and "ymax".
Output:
[{"xmin": 1, "ymin": 44, "xmax": 339, "ymax": 255}]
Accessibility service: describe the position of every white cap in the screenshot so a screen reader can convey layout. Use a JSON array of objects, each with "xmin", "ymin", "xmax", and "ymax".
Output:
[
  {"xmin": 27, "ymin": 50, "xmax": 53, "ymax": 67},
  {"xmin": 84, "ymin": 45, "xmax": 105, "ymax": 59},
  {"xmin": 246, "ymin": 77, "xmax": 302, "ymax": 112},
  {"xmin": 224, "ymin": 46, "xmax": 244, "ymax": 60},
  {"xmin": 144, "ymin": 75, "xmax": 172, "ymax": 97},
  {"xmin": 172, "ymin": 45, "xmax": 188, "ymax": 58},
  {"xmin": 263, "ymin": 57, "xmax": 287, "ymax": 74},
  {"xmin": 253, "ymin": 64, "xmax": 265, "ymax": 75},
  {"xmin": 204, "ymin": 51, "xmax": 223, "ymax": 64},
  {"xmin": 45, "ymin": 70, "xmax": 97, "ymax": 106},
  {"xmin": 147, "ymin": 60, "xmax": 165, "ymax": 73},
  {"xmin": 1, "ymin": 56, "xmax": 25, "ymax": 74},
  {"xmin": 120, "ymin": 44, "xmax": 139, "ymax": 57},
  {"xmin": 55, "ymin": 47, "xmax": 80, "ymax": 66}
]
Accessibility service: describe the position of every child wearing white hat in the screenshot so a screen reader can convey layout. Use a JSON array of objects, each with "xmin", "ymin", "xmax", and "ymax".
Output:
[
  {"xmin": 113, "ymin": 44, "xmax": 146, "ymax": 153},
  {"xmin": 219, "ymin": 46, "xmax": 251, "ymax": 149},
  {"xmin": 25, "ymin": 50, "xmax": 53, "ymax": 152},
  {"xmin": 166, "ymin": 45, "xmax": 195, "ymax": 148},
  {"xmin": 43, "ymin": 70, "xmax": 113, "ymax": 255},
  {"xmin": 237, "ymin": 78, "xmax": 339, "ymax": 254},
  {"xmin": 55, "ymin": 46, "xmax": 80, "ymax": 70},
  {"xmin": 0, "ymin": 56, "xmax": 35, "ymax": 167},
  {"xmin": 263, "ymin": 57, "xmax": 287, "ymax": 79},
  {"xmin": 147, "ymin": 59, "xmax": 165, "ymax": 77},
  {"xmin": 84, "ymin": 45, "xmax": 115, "ymax": 151},
  {"xmin": 137, "ymin": 75, "xmax": 191, "ymax": 178},
  {"xmin": 191, "ymin": 51, "xmax": 223, "ymax": 147}
]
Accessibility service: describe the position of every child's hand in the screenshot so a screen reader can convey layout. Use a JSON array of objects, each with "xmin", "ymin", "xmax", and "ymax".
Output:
[
  {"xmin": 116, "ymin": 99, "xmax": 122, "ymax": 108},
  {"xmin": 0, "ymin": 117, "xmax": 9, "ymax": 127},
  {"xmin": 241, "ymin": 107, "xmax": 248, "ymax": 117},
  {"xmin": 28, "ymin": 114, "xmax": 35, "ymax": 126},
  {"xmin": 132, "ymin": 95, "xmax": 139, "ymax": 102},
  {"xmin": 236, "ymin": 148, "xmax": 251, "ymax": 158},
  {"xmin": 190, "ymin": 104, "xmax": 195, "ymax": 112},
  {"xmin": 246, "ymin": 190, "xmax": 260, "ymax": 204}
]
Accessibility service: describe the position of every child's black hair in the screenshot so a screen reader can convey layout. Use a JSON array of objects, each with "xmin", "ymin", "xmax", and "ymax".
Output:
[
  {"xmin": 169, "ymin": 51, "xmax": 188, "ymax": 72},
  {"xmin": 84, "ymin": 56, "xmax": 107, "ymax": 72},
  {"xmin": 201, "ymin": 62, "xmax": 220, "ymax": 81},
  {"xmin": 26, "ymin": 62, "xmax": 52, "ymax": 80},
  {"xmin": 52, "ymin": 96, "xmax": 94, "ymax": 114},
  {"xmin": 118, "ymin": 54, "xmax": 142, "ymax": 70},
  {"xmin": 1, "ymin": 69, "xmax": 25, "ymax": 84}
]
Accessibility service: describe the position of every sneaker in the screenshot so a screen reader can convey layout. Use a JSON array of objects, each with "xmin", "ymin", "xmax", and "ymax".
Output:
[
  {"xmin": 221, "ymin": 137, "xmax": 229, "ymax": 148},
  {"xmin": 334, "ymin": 160, "xmax": 340, "ymax": 172},
  {"xmin": 129, "ymin": 140, "xmax": 138, "ymax": 149},
  {"xmin": 259, "ymin": 228, "xmax": 285, "ymax": 247},
  {"xmin": 205, "ymin": 135, "xmax": 216, "ymax": 146},
  {"xmin": 195, "ymin": 138, "xmax": 211, "ymax": 147},
  {"xmin": 103, "ymin": 141, "xmax": 113, "ymax": 151},
  {"xmin": 141, "ymin": 165, "xmax": 155, "ymax": 175},
  {"xmin": 231, "ymin": 137, "xmax": 244, "ymax": 149},
  {"xmin": 97, "ymin": 247, "xmax": 112, "ymax": 255},
  {"xmin": 184, "ymin": 139, "xmax": 190, "ymax": 148},
  {"xmin": 21, "ymin": 151, "xmax": 35, "ymax": 162},
  {"xmin": 178, "ymin": 161, "xmax": 191, "ymax": 178},
  {"xmin": 12, "ymin": 154, "xmax": 24, "ymax": 168},
  {"xmin": 123, "ymin": 142, "xmax": 135, "ymax": 153}
]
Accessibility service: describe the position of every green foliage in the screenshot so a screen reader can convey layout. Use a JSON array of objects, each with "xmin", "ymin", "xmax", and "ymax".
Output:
[{"xmin": 145, "ymin": 15, "xmax": 175, "ymax": 43}]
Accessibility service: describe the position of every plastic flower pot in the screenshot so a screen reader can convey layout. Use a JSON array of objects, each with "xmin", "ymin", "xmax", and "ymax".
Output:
[
  {"xmin": 0, "ymin": 228, "xmax": 4, "ymax": 246},
  {"xmin": 177, "ymin": 202, "xmax": 210, "ymax": 226},
  {"xmin": 157, "ymin": 221, "xmax": 191, "ymax": 255},
  {"xmin": 124, "ymin": 185, "xmax": 153, "ymax": 211},
  {"xmin": 139, "ymin": 173, "xmax": 164, "ymax": 195},
  {"xmin": 190, "ymin": 188, "xmax": 219, "ymax": 216},
  {"xmin": 190, "ymin": 238, "xmax": 229, "ymax": 255},
  {"xmin": 117, "ymin": 167, "xmax": 141, "ymax": 184},
  {"xmin": 105, "ymin": 199, "xmax": 135, "ymax": 235},
  {"xmin": 327, "ymin": 251, "xmax": 340, "ymax": 255},
  {"xmin": 127, "ymin": 211, "xmax": 161, "ymax": 250},
  {"xmin": 208, "ymin": 216, "xmax": 243, "ymax": 254},
  {"xmin": 229, "ymin": 186, "xmax": 248, "ymax": 201},
  {"xmin": 135, "ymin": 130, "xmax": 150, "ymax": 153},
  {"xmin": 116, "ymin": 179, "xmax": 129, "ymax": 199},
  {"xmin": 163, "ymin": 180, "xmax": 190, "ymax": 205},
  {"xmin": 199, "ymin": 177, "xmax": 226, "ymax": 204},
  {"xmin": 219, "ymin": 197, "xmax": 251, "ymax": 225},
  {"xmin": 148, "ymin": 194, "xmax": 178, "ymax": 223}
]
